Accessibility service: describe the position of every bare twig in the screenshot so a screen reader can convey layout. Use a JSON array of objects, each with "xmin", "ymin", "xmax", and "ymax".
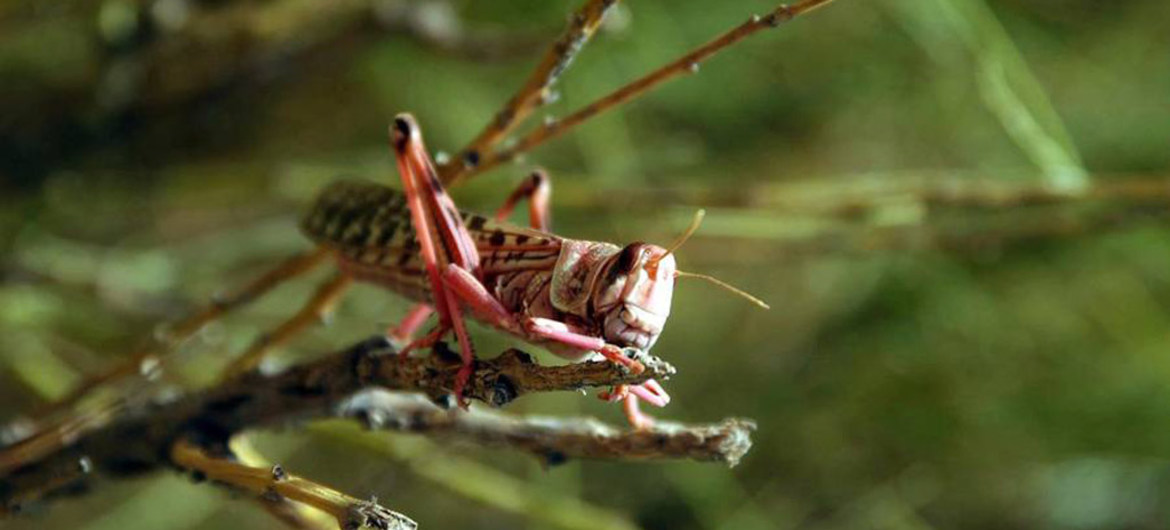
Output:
[
  {"xmin": 446, "ymin": 0, "xmax": 839, "ymax": 183},
  {"xmin": 340, "ymin": 391, "xmax": 756, "ymax": 467},
  {"xmin": 232, "ymin": 437, "xmax": 339, "ymax": 530},
  {"xmin": 440, "ymin": 0, "xmax": 620, "ymax": 184},
  {"xmin": 0, "ymin": 337, "xmax": 678, "ymax": 512},
  {"xmin": 224, "ymin": 272, "xmax": 353, "ymax": 376},
  {"xmin": 43, "ymin": 248, "xmax": 330, "ymax": 418},
  {"xmin": 170, "ymin": 439, "xmax": 417, "ymax": 530},
  {"xmin": 0, "ymin": 249, "xmax": 333, "ymax": 477}
]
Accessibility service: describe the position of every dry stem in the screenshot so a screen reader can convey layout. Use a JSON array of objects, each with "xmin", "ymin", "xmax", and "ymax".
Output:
[
  {"xmin": 45, "ymin": 249, "xmax": 330, "ymax": 417},
  {"xmin": 340, "ymin": 391, "xmax": 756, "ymax": 467},
  {"xmin": 444, "ymin": 0, "xmax": 838, "ymax": 184},
  {"xmin": 440, "ymin": 0, "xmax": 620, "ymax": 184},
  {"xmin": 171, "ymin": 439, "xmax": 416, "ymax": 530},
  {"xmin": 0, "ymin": 337, "xmax": 680, "ymax": 513}
]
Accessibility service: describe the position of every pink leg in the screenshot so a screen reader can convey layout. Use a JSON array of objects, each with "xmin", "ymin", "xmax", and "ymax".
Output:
[
  {"xmin": 441, "ymin": 288, "xmax": 478, "ymax": 404},
  {"xmin": 442, "ymin": 265, "xmax": 517, "ymax": 332},
  {"xmin": 629, "ymin": 379, "xmax": 671, "ymax": 407},
  {"xmin": 523, "ymin": 317, "xmax": 645, "ymax": 373},
  {"xmin": 391, "ymin": 114, "xmax": 485, "ymax": 406},
  {"xmin": 446, "ymin": 261, "xmax": 669, "ymax": 427},
  {"xmin": 600, "ymin": 381, "xmax": 669, "ymax": 430},
  {"xmin": 495, "ymin": 170, "xmax": 552, "ymax": 232},
  {"xmin": 623, "ymin": 393, "xmax": 654, "ymax": 429},
  {"xmin": 389, "ymin": 304, "xmax": 433, "ymax": 345},
  {"xmin": 398, "ymin": 324, "xmax": 446, "ymax": 357}
]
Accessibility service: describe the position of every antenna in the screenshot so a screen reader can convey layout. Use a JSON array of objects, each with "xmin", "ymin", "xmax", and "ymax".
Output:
[
  {"xmin": 675, "ymin": 270, "xmax": 770, "ymax": 310},
  {"xmin": 648, "ymin": 209, "xmax": 705, "ymax": 276},
  {"xmin": 662, "ymin": 209, "xmax": 705, "ymax": 257}
]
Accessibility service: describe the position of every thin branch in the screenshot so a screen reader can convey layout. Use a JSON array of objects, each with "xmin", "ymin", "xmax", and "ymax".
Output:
[
  {"xmin": 339, "ymin": 391, "xmax": 756, "ymax": 467},
  {"xmin": 0, "ymin": 337, "xmax": 676, "ymax": 512},
  {"xmin": 0, "ymin": 249, "xmax": 332, "ymax": 478},
  {"xmin": 439, "ymin": 0, "xmax": 620, "ymax": 184},
  {"xmin": 170, "ymin": 439, "xmax": 416, "ymax": 530},
  {"xmin": 232, "ymin": 436, "xmax": 339, "ymax": 530},
  {"xmin": 449, "ymin": 0, "xmax": 839, "ymax": 183},
  {"xmin": 312, "ymin": 422, "xmax": 644, "ymax": 530},
  {"xmin": 43, "ymin": 248, "xmax": 330, "ymax": 418}
]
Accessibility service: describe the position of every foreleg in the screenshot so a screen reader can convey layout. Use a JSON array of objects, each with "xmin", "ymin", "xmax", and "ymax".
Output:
[{"xmin": 523, "ymin": 318, "xmax": 645, "ymax": 373}]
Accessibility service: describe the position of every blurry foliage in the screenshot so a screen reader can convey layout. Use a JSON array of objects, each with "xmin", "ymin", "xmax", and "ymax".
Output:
[{"xmin": 3, "ymin": 0, "xmax": 1170, "ymax": 529}]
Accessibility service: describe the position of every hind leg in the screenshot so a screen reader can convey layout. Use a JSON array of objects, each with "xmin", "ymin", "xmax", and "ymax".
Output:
[
  {"xmin": 391, "ymin": 115, "xmax": 486, "ymax": 405},
  {"xmin": 390, "ymin": 170, "xmax": 549, "ymax": 348}
]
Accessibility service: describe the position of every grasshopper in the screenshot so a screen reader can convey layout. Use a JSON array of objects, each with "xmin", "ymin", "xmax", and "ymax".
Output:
[
  {"xmin": 1, "ymin": 0, "xmax": 829, "ymax": 479},
  {"xmin": 294, "ymin": 114, "xmax": 767, "ymax": 428}
]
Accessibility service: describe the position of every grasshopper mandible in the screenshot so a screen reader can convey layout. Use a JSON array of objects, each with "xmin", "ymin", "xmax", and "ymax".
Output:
[{"xmin": 293, "ymin": 114, "xmax": 767, "ymax": 428}]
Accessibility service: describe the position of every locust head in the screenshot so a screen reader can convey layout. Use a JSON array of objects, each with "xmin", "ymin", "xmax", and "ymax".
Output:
[
  {"xmin": 552, "ymin": 210, "xmax": 768, "ymax": 353},
  {"xmin": 594, "ymin": 242, "xmax": 677, "ymax": 350}
]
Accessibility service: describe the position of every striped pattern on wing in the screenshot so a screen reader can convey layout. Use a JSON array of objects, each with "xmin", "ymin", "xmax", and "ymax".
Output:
[{"xmin": 300, "ymin": 180, "xmax": 563, "ymax": 301}]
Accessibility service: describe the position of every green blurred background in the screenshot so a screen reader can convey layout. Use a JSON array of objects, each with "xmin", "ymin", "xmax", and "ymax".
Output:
[{"xmin": 3, "ymin": 0, "xmax": 1170, "ymax": 528}]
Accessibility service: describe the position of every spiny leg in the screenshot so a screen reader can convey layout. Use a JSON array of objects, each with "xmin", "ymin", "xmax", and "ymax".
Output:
[
  {"xmin": 388, "ymin": 304, "xmax": 434, "ymax": 347},
  {"xmin": 523, "ymin": 317, "xmax": 645, "ymax": 373},
  {"xmin": 435, "ymin": 267, "xmax": 671, "ymax": 429},
  {"xmin": 390, "ymin": 169, "xmax": 550, "ymax": 349},
  {"xmin": 438, "ymin": 265, "xmax": 641, "ymax": 373},
  {"xmin": 599, "ymin": 380, "xmax": 670, "ymax": 429},
  {"xmin": 391, "ymin": 114, "xmax": 484, "ymax": 404},
  {"xmin": 223, "ymin": 272, "xmax": 353, "ymax": 377},
  {"xmin": 441, "ymin": 265, "xmax": 669, "ymax": 429}
]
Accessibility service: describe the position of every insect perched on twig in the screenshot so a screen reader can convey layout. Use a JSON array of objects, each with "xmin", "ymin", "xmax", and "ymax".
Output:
[
  {"xmin": 290, "ymin": 113, "xmax": 768, "ymax": 428},
  {"xmin": 2, "ymin": 0, "xmax": 835, "ymax": 522}
]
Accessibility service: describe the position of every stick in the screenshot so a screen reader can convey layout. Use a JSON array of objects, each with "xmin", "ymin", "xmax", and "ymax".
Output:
[
  {"xmin": 440, "ymin": 0, "xmax": 620, "ymax": 183},
  {"xmin": 170, "ymin": 439, "xmax": 416, "ymax": 530},
  {"xmin": 0, "ymin": 337, "xmax": 677, "ymax": 512},
  {"xmin": 339, "ymin": 391, "xmax": 756, "ymax": 467},
  {"xmin": 41, "ymin": 248, "xmax": 331, "ymax": 419},
  {"xmin": 445, "ymin": 0, "xmax": 839, "ymax": 184}
]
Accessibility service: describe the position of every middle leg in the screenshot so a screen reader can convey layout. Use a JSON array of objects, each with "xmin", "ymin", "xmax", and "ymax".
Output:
[{"xmin": 495, "ymin": 170, "xmax": 552, "ymax": 231}]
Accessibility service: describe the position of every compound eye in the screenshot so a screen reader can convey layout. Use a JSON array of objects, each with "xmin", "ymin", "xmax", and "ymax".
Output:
[{"xmin": 610, "ymin": 243, "xmax": 645, "ymax": 281}]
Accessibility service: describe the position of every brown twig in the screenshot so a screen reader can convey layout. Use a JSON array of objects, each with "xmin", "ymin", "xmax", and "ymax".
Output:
[
  {"xmin": 439, "ymin": 0, "xmax": 620, "ymax": 184},
  {"xmin": 339, "ymin": 391, "xmax": 756, "ymax": 467},
  {"xmin": 0, "ymin": 337, "xmax": 678, "ymax": 512},
  {"xmin": 444, "ymin": 0, "xmax": 839, "ymax": 184},
  {"xmin": 170, "ymin": 439, "xmax": 417, "ymax": 530},
  {"xmin": 43, "ymin": 248, "xmax": 330, "ymax": 417},
  {"xmin": 232, "ymin": 436, "xmax": 340, "ymax": 529},
  {"xmin": 224, "ymin": 272, "xmax": 353, "ymax": 376}
]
